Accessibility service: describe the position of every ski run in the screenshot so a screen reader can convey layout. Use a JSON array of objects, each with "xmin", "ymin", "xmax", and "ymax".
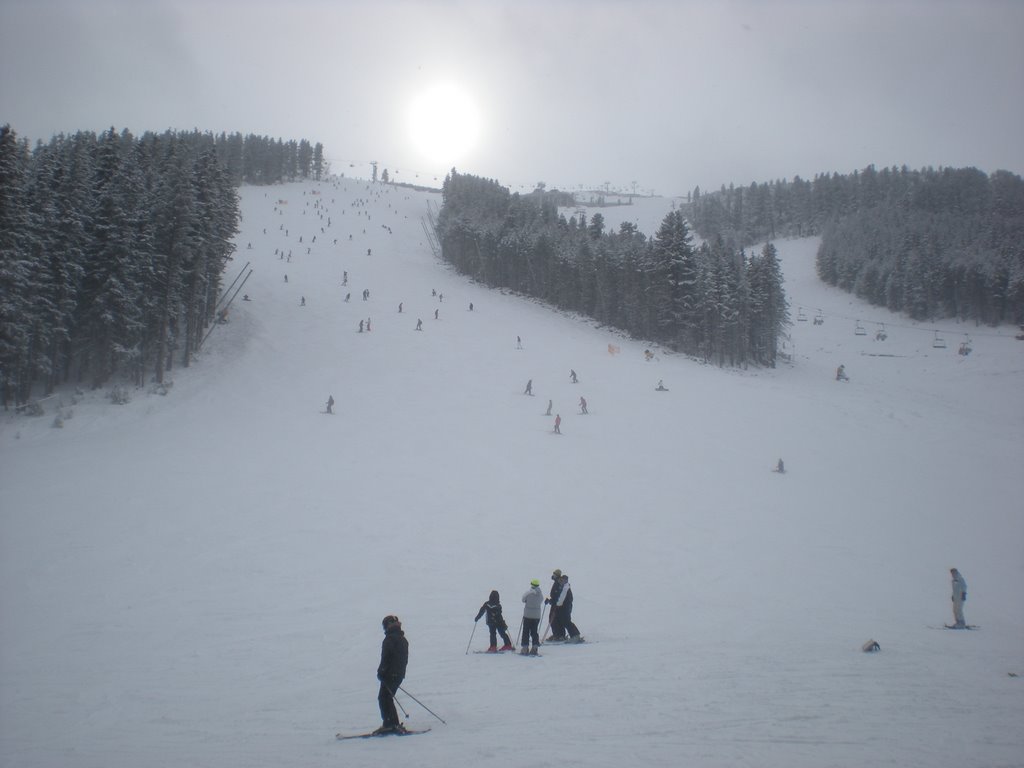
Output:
[{"xmin": 1, "ymin": 176, "xmax": 1022, "ymax": 768}]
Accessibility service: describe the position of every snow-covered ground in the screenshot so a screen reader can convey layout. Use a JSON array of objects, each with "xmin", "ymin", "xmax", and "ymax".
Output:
[{"xmin": 1, "ymin": 178, "xmax": 1022, "ymax": 768}]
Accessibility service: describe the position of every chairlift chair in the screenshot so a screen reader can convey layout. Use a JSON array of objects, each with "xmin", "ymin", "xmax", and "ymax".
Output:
[
  {"xmin": 797, "ymin": 307, "xmax": 808, "ymax": 322},
  {"xmin": 854, "ymin": 321, "xmax": 867, "ymax": 336},
  {"xmin": 932, "ymin": 331, "xmax": 947, "ymax": 349},
  {"xmin": 813, "ymin": 310, "xmax": 824, "ymax": 325},
  {"xmin": 958, "ymin": 334, "xmax": 972, "ymax": 356}
]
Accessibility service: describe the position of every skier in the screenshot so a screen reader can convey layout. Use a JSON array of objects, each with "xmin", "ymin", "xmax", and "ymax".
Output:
[
  {"xmin": 366, "ymin": 318, "xmax": 371, "ymax": 332},
  {"xmin": 555, "ymin": 574, "xmax": 581, "ymax": 641},
  {"xmin": 656, "ymin": 380, "xmax": 668, "ymax": 391},
  {"xmin": 300, "ymin": 296, "xmax": 306, "ymax": 306},
  {"xmin": 469, "ymin": 302, "xmax": 474, "ymax": 311},
  {"xmin": 775, "ymin": 458, "xmax": 785, "ymax": 473},
  {"xmin": 545, "ymin": 399, "xmax": 553, "ymax": 416},
  {"xmin": 398, "ymin": 302, "xmax": 403, "ymax": 313},
  {"xmin": 345, "ymin": 293, "xmax": 351, "ymax": 302},
  {"xmin": 415, "ymin": 319, "xmax": 423, "ymax": 331},
  {"xmin": 546, "ymin": 569, "xmax": 565, "ymax": 640},
  {"xmin": 521, "ymin": 579, "xmax": 544, "ymax": 655},
  {"xmin": 579, "ymin": 396, "xmax": 588, "ymax": 414},
  {"xmin": 374, "ymin": 615, "xmax": 409, "ymax": 734},
  {"xmin": 524, "ymin": 379, "xmax": 533, "ymax": 396},
  {"xmin": 326, "ymin": 395, "xmax": 335, "ymax": 414},
  {"xmin": 836, "ymin": 364, "xmax": 849, "ymax": 381},
  {"xmin": 358, "ymin": 319, "xmax": 364, "ymax": 333},
  {"xmin": 474, "ymin": 590, "xmax": 514, "ymax": 652},
  {"xmin": 950, "ymin": 568, "xmax": 968, "ymax": 628},
  {"xmin": 516, "ymin": 335, "xmax": 522, "ymax": 349},
  {"xmin": 553, "ymin": 414, "xmax": 561, "ymax": 434},
  {"xmin": 570, "ymin": 369, "xmax": 578, "ymax": 384}
]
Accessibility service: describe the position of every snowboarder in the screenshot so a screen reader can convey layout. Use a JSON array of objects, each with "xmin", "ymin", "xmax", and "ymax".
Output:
[
  {"xmin": 474, "ymin": 590, "xmax": 514, "ymax": 652},
  {"xmin": 521, "ymin": 580, "xmax": 544, "ymax": 655},
  {"xmin": 415, "ymin": 319, "xmax": 423, "ymax": 331},
  {"xmin": 950, "ymin": 568, "xmax": 968, "ymax": 628},
  {"xmin": 546, "ymin": 569, "xmax": 565, "ymax": 640},
  {"xmin": 545, "ymin": 399, "xmax": 553, "ymax": 416},
  {"xmin": 836, "ymin": 364, "xmax": 849, "ymax": 381},
  {"xmin": 553, "ymin": 414, "xmax": 561, "ymax": 434},
  {"xmin": 555, "ymin": 574, "xmax": 581, "ymax": 641},
  {"xmin": 655, "ymin": 380, "xmax": 668, "ymax": 391},
  {"xmin": 375, "ymin": 615, "xmax": 409, "ymax": 734},
  {"xmin": 326, "ymin": 395, "xmax": 335, "ymax": 414},
  {"xmin": 524, "ymin": 379, "xmax": 533, "ymax": 396},
  {"xmin": 579, "ymin": 396, "xmax": 588, "ymax": 414},
  {"xmin": 570, "ymin": 369, "xmax": 578, "ymax": 384},
  {"xmin": 358, "ymin": 319, "xmax": 364, "ymax": 333}
]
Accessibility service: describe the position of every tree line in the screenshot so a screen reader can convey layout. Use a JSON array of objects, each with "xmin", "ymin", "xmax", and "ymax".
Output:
[
  {"xmin": 0, "ymin": 125, "xmax": 321, "ymax": 407},
  {"xmin": 435, "ymin": 171, "xmax": 788, "ymax": 367},
  {"xmin": 686, "ymin": 165, "xmax": 1024, "ymax": 325}
]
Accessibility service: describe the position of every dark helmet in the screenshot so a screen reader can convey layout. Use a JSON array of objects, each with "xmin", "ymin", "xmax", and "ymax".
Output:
[
  {"xmin": 489, "ymin": 590, "xmax": 500, "ymax": 602},
  {"xmin": 382, "ymin": 615, "xmax": 399, "ymax": 630}
]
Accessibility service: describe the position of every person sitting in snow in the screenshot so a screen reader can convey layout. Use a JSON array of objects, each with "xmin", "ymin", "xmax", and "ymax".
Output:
[
  {"xmin": 836, "ymin": 364, "xmax": 849, "ymax": 381},
  {"xmin": 474, "ymin": 590, "xmax": 514, "ymax": 652}
]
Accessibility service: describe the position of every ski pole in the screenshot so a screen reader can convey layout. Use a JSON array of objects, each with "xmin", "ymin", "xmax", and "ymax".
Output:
[
  {"xmin": 515, "ymin": 616, "xmax": 523, "ymax": 649},
  {"xmin": 389, "ymin": 683, "xmax": 410, "ymax": 719},
  {"xmin": 538, "ymin": 605, "xmax": 550, "ymax": 644},
  {"xmin": 465, "ymin": 621, "xmax": 478, "ymax": 655},
  {"xmin": 398, "ymin": 686, "xmax": 446, "ymax": 725}
]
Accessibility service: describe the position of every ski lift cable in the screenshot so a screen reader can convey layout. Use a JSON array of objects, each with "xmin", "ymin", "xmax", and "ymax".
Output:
[{"xmin": 789, "ymin": 305, "xmax": 1014, "ymax": 339}]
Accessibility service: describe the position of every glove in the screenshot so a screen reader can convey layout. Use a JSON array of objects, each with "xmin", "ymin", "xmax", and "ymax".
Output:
[{"xmin": 544, "ymin": 598, "xmax": 550, "ymax": 605}]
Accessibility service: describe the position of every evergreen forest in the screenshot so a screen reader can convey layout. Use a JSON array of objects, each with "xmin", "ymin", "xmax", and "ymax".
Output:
[
  {"xmin": 435, "ymin": 171, "xmax": 789, "ymax": 368},
  {"xmin": 686, "ymin": 165, "xmax": 1024, "ymax": 325},
  {"xmin": 0, "ymin": 125, "xmax": 323, "ymax": 407}
]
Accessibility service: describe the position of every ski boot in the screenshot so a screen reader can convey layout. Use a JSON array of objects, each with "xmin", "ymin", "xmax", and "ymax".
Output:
[
  {"xmin": 499, "ymin": 642, "xmax": 514, "ymax": 652},
  {"xmin": 486, "ymin": 644, "xmax": 498, "ymax": 653},
  {"xmin": 530, "ymin": 646, "xmax": 539, "ymax": 656}
]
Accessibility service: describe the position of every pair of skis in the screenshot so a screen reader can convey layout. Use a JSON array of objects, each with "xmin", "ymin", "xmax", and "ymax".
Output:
[{"xmin": 336, "ymin": 727, "xmax": 430, "ymax": 740}]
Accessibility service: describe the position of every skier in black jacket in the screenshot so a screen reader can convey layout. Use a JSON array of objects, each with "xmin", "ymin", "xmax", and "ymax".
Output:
[
  {"xmin": 546, "ymin": 569, "xmax": 565, "ymax": 640},
  {"xmin": 474, "ymin": 590, "xmax": 514, "ymax": 652},
  {"xmin": 375, "ymin": 615, "xmax": 409, "ymax": 734}
]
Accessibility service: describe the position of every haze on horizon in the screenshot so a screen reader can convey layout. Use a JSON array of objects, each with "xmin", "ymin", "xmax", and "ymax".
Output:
[{"xmin": 2, "ymin": 0, "xmax": 1022, "ymax": 196}]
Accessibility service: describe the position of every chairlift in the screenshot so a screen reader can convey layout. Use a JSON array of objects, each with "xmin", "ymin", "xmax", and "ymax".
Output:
[
  {"xmin": 875, "ymin": 323, "xmax": 887, "ymax": 341},
  {"xmin": 813, "ymin": 310, "xmax": 824, "ymax": 325},
  {"xmin": 854, "ymin": 321, "xmax": 867, "ymax": 336},
  {"xmin": 958, "ymin": 334, "xmax": 972, "ymax": 356},
  {"xmin": 797, "ymin": 307, "xmax": 808, "ymax": 322},
  {"xmin": 932, "ymin": 331, "xmax": 947, "ymax": 349}
]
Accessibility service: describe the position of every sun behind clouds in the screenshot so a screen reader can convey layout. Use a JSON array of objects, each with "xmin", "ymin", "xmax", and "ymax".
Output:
[{"xmin": 407, "ymin": 82, "xmax": 482, "ymax": 168}]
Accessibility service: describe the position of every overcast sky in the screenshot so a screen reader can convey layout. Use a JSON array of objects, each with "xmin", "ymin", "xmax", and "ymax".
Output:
[{"xmin": 2, "ymin": 0, "xmax": 1022, "ymax": 195}]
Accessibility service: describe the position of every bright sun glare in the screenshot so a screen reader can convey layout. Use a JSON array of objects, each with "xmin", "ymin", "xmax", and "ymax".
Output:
[{"xmin": 408, "ymin": 82, "xmax": 481, "ymax": 168}]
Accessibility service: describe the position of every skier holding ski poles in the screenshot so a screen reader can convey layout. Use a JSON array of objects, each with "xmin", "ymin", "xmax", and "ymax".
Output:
[
  {"xmin": 474, "ymin": 590, "xmax": 514, "ymax": 652},
  {"xmin": 374, "ymin": 615, "xmax": 409, "ymax": 734},
  {"xmin": 521, "ymin": 580, "xmax": 544, "ymax": 655}
]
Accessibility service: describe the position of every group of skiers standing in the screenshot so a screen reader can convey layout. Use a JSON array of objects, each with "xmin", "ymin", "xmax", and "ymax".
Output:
[{"xmin": 475, "ymin": 569, "xmax": 583, "ymax": 656}]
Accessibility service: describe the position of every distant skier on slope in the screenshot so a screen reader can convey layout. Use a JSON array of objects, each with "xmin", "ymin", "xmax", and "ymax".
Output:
[
  {"xmin": 950, "ymin": 568, "xmax": 968, "ymax": 628},
  {"xmin": 579, "ymin": 396, "xmax": 588, "ymax": 414},
  {"xmin": 553, "ymin": 414, "xmax": 561, "ymax": 434},
  {"xmin": 326, "ymin": 395, "xmax": 335, "ymax": 414},
  {"xmin": 524, "ymin": 379, "xmax": 533, "ymax": 396},
  {"xmin": 474, "ymin": 590, "xmax": 514, "ymax": 652},
  {"xmin": 836, "ymin": 364, "xmax": 849, "ymax": 381},
  {"xmin": 570, "ymin": 369, "xmax": 578, "ymax": 384},
  {"xmin": 546, "ymin": 569, "xmax": 565, "ymax": 640},
  {"xmin": 545, "ymin": 399, "xmax": 553, "ymax": 416}
]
